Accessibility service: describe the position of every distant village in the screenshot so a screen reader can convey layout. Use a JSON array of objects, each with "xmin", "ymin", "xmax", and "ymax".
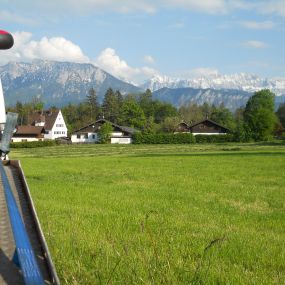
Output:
[
  {"xmin": 11, "ymin": 109, "xmax": 230, "ymax": 145},
  {"xmin": 9, "ymin": 87, "xmax": 285, "ymax": 144}
]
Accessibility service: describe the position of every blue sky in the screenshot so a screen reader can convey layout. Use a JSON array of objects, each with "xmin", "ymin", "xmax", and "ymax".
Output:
[{"xmin": 1, "ymin": 0, "xmax": 285, "ymax": 84}]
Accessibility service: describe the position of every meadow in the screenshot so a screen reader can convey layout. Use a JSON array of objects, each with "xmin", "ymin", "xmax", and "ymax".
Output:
[{"xmin": 10, "ymin": 143, "xmax": 285, "ymax": 284}]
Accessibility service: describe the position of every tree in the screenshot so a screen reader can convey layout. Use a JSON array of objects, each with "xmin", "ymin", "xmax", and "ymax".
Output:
[
  {"xmin": 98, "ymin": 122, "xmax": 114, "ymax": 144},
  {"xmin": 160, "ymin": 116, "xmax": 181, "ymax": 133},
  {"xmin": 139, "ymin": 89, "xmax": 154, "ymax": 118},
  {"xmin": 244, "ymin": 89, "xmax": 277, "ymax": 141},
  {"xmin": 210, "ymin": 104, "xmax": 235, "ymax": 130},
  {"xmin": 153, "ymin": 101, "xmax": 177, "ymax": 123},
  {"xmin": 201, "ymin": 102, "xmax": 213, "ymax": 119},
  {"xmin": 31, "ymin": 96, "xmax": 44, "ymax": 111},
  {"xmin": 179, "ymin": 103, "xmax": 204, "ymax": 123},
  {"xmin": 102, "ymin": 88, "xmax": 119, "ymax": 122},
  {"xmin": 120, "ymin": 99, "xmax": 146, "ymax": 129},
  {"xmin": 143, "ymin": 116, "xmax": 158, "ymax": 134},
  {"xmin": 276, "ymin": 103, "xmax": 285, "ymax": 128},
  {"xmin": 86, "ymin": 87, "xmax": 99, "ymax": 121}
]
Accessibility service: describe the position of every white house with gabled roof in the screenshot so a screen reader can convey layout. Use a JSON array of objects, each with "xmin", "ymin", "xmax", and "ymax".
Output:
[
  {"xmin": 71, "ymin": 118, "xmax": 136, "ymax": 144},
  {"xmin": 28, "ymin": 109, "xmax": 67, "ymax": 140}
]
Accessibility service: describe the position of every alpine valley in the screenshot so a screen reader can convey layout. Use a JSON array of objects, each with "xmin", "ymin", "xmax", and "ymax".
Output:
[{"xmin": 1, "ymin": 60, "xmax": 285, "ymax": 110}]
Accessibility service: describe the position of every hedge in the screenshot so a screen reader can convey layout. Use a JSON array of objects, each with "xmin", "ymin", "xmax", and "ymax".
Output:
[
  {"xmin": 194, "ymin": 134, "xmax": 234, "ymax": 143},
  {"xmin": 133, "ymin": 133, "xmax": 196, "ymax": 144},
  {"xmin": 10, "ymin": 140, "xmax": 60, "ymax": 148},
  {"xmin": 133, "ymin": 133, "xmax": 235, "ymax": 144}
]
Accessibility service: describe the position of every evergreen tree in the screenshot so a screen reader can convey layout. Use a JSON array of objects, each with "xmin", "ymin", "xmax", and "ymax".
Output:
[
  {"xmin": 114, "ymin": 90, "xmax": 123, "ymax": 123},
  {"xmin": 86, "ymin": 87, "xmax": 99, "ymax": 121},
  {"xmin": 102, "ymin": 88, "xmax": 118, "ymax": 121},
  {"xmin": 139, "ymin": 89, "xmax": 154, "ymax": 118}
]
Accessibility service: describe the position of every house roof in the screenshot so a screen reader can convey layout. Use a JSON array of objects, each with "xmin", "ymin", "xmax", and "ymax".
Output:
[
  {"xmin": 188, "ymin": 119, "xmax": 230, "ymax": 131},
  {"xmin": 15, "ymin": 125, "xmax": 44, "ymax": 135},
  {"xmin": 73, "ymin": 119, "xmax": 137, "ymax": 135},
  {"xmin": 28, "ymin": 110, "xmax": 60, "ymax": 130}
]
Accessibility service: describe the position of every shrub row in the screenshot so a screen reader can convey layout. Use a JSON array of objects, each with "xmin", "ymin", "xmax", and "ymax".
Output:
[
  {"xmin": 133, "ymin": 133, "xmax": 196, "ymax": 144},
  {"xmin": 10, "ymin": 140, "xmax": 60, "ymax": 148},
  {"xmin": 195, "ymin": 134, "xmax": 234, "ymax": 143},
  {"xmin": 133, "ymin": 133, "xmax": 235, "ymax": 144}
]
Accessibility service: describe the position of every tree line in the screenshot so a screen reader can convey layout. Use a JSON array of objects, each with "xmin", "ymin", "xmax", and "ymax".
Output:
[{"xmin": 7, "ymin": 88, "xmax": 285, "ymax": 142}]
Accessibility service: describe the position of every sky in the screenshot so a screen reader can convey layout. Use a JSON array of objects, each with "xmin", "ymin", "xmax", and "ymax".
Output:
[{"xmin": 1, "ymin": 0, "xmax": 285, "ymax": 84}]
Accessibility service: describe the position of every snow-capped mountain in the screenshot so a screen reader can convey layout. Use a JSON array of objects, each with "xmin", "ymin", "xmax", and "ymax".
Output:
[
  {"xmin": 1, "ymin": 60, "xmax": 285, "ymax": 110},
  {"xmin": 152, "ymin": 87, "xmax": 285, "ymax": 111},
  {"xmin": 142, "ymin": 73, "xmax": 285, "ymax": 96},
  {"xmin": 153, "ymin": 87, "xmax": 252, "ymax": 111},
  {"xmin": 0, "ymin": 60, "xmax": 142, "ymax": 106}
]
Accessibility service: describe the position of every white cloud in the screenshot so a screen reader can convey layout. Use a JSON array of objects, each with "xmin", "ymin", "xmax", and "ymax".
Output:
[
  {"xmin": 95, "ymin": 48, "xmax": 158, "ymax": 84},
  {"xmin": 0, "ymin": 32, "xmax": 158, "ymax": 84},
  {"xmin": 241, "ymin": 40, "xmax": 268, "ymax": 49},
  {"xmin": 257, "ymin": 1, "xmax": 285, "ymax": 17},
  {"xmin": 239, "ymin": 20, "xmax": 275, "ymax": 30},
  {"xmin": 144, "ymin": 55, "xmax": 155, "ymax": 64},
  {"xmin": 163, "ymin": 0, "xmax": 227, "ymax": 13},
  {"xmin": 0, "ymin": 32, "xmax": 90, "ymax": 65}
]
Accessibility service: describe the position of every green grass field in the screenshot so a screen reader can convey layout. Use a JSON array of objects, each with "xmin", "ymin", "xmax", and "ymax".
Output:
[{"xmin": 10, "ymin": 143, "xmax": 285, "ymax": 284}]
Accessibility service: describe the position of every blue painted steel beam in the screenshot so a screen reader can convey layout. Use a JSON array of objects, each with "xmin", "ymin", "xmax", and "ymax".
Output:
[{"xmin": 0, "ymin": 163, "xmax": 45, "ymax": 285}]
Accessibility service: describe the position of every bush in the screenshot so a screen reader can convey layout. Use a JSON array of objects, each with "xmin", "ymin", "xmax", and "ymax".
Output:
[
  {"xmin": 10, "ymin": 140, "xmax": 60, "ymax": 148},
  {"xmin": 195, "ymin": 134, "xmax": 234, "ymax": 143},
  {"xmin": 133, "ymin": 133, "xmax": 196, "ymax": 144}
]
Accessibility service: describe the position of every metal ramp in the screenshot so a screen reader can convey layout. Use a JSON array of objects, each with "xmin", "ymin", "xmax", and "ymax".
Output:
[{"xmin": 0, "ymin": 160, "xmax": 60, "ymax": 285}]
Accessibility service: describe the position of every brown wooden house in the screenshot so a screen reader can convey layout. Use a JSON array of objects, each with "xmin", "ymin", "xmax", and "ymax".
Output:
[
  {"xmin": 175, "ymin": 119, "xmax": 230, "ymax": 135},
  {"xmin": 12, "ymin": 126, "xmax": 45, "ymax": 142},
  {"xmin": 175, "ymin": 122, "xmax": 189, "ymax": 133}
]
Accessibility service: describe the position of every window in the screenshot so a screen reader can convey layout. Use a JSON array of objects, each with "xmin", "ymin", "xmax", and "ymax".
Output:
[
  {"xmin": 56, "ymin": 124, "xmax": 64, "ymax": 127},
  {"xmin": 92, "ymin": 134, "xmax": 96, "ymax": 139},
  {"xmin": 84, "ymin": 134, "xmax": 88, "ymax": 139},
  {"xmin": 77, "ymin": 134, "xmax": 80, "ymax": 139},
  {"xmin": 62, "ymin": 131, "xmax": 65, "ymax": 135}
]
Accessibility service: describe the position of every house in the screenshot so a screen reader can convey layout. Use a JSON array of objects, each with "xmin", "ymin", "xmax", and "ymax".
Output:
[
  {"xmin": 175, "ymin": 122, "xmax": 189, "ymax": 133},
  {"xmin": 176, "ymin": 119, "xmax": 230, "ymax": 135},
  {"xmin": 28, "ymin": 110, "xmax": 68, "ymax": 140},
  {"xmin": 71, "ymin": 119, "xmax": 136, "ymax": 144},
  {"xmin": 12, "ymin": 126, "xmax": 45, "ymax": 142}
]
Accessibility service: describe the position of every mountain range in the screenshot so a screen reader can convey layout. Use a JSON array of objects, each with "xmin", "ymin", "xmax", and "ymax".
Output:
[
  {"xmin": 1, "ymin": 60, "xmax": 285, "ymax": 110},
  {"xmin": 0, "ymin": 60, "xmax": 141, "ymax": 106},
  {"xmin": 141, "ymin": 73, "xmax": 285, "ymax": 95}
]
